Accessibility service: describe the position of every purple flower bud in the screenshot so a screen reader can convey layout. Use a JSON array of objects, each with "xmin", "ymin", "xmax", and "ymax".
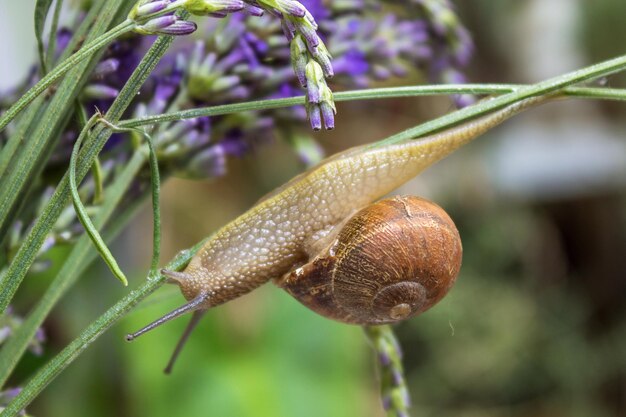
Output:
[
  {"xmin": 93, "ymin": 59, "xmax": 120, "ymax": 78},
  {"xmin": 305, "ymin": 60, "xmax": 323, "ymax": 89},
  {"xmin": 310, "ymin": 45, "xmax": 333, "ymax": 77},
  {"xmin": 243, "ymin": 3, "xmax": 264, "ymax": 16},
  {"xmin": 186, "ymin": 145, "xmax": 227, "ymax": 179},
  {"xmin": 391, "ymin": 369, "xmax": 403, "ymax": 386},
  {"xmin": 82, "ymin": 84, "xmax": 120, "ymax": 100},
  {"xmin": 290, "ymin": 35, "xmax": 308, "ymax": 87},
  {"xmin": 276, "ymin": 0, "xmax": 306, "ymax": 17},
  {"xmin": 308, "ymin": 105, "xmax": 322, "ymax": 131},
  {"xmin": 141, "ymin": 15, "xmax": 177, "ymax": 31},
  {"xmin": 158, "ymin": 20, "xmax": 198, "ymax": 35},
  {"xmin": 281, "ymin": 19, "xmax": 296, "ymax": 41},
  {"xmin": 298, "ymin": 22, "xmax": 320, "ymax": 49},
  {"xmin": 320, "ymin": 98, "xmax": 335, "ymax": 130},
  {"xmin": 212, "ymin": 75, "xmax": 241, "ymax": 92},
  {"xmin": 184, "ymin": 0, "xmax": 244, "ymax": 15},
  {"xmin": 135, "ymin": 0, "xmax": 170, "ymax": 17}
]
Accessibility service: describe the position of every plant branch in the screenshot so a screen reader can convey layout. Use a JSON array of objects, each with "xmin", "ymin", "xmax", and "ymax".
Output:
[{"xmin": 118, "ymin": 84, "xmax": 626, "ymax": 128}]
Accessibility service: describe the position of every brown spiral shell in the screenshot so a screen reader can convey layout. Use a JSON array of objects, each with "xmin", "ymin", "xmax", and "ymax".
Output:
[{"xmin": 275, "ymin": 196, "xmax": 463, "ymax": 325}]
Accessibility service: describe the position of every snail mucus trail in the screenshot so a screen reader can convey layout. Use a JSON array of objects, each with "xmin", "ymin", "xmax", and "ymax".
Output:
[{"xmin": 126, "ymin": 96, "xmax": 546, "ymax": 373}]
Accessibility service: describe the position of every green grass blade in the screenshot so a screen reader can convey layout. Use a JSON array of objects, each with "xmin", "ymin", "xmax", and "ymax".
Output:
[
  {"xmin": 69, "ymin": 115, "xmax": 128, "ymax": 286},
  {"xmin": 34, "ymin": 0, "xmax": 54, "ymax": 74},
  {"xmin": 45, "ymin": 0, "xmax": 65, "ymax": 70}
]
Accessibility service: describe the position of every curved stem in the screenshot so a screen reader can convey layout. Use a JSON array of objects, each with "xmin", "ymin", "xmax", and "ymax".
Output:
[
  {"xmin": 0, "ymin": 19, "xmax": 135, "ymax": 132},
  {"xmin": 69, "ymin": 115, "xmax": 129, "ymax": 286},
  {"xmin": 118, "ymin": 84, "xmax": 626, "ymax": 129}
]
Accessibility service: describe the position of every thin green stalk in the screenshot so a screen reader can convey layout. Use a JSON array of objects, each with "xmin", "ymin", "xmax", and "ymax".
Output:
[
  {"xmin": 0, "ymin": 19, "xmax": 135, "ymax": 132},
  {"xmin": 0, "ymin": 31, "xmax": 178, "ymax": 315},
  {"xmin": 0, "ymin": 148, "xmax": 150, "ymax": 386},
  {"xmin": 91, "ymin": 158, "xmax": 105, "ymax": 205},
  {"xmin": 364, "ymin": 326, "xmax": 410, "ymax": 417},
  {"xmin": 0, "ymin": 98, "xmax": 44, "ymax": 180},
  {"xmin": 45, "ymin": 0, "xmax": 65, "ymax": 70},
  {"xmin": 118, "ymin": 84, "xmax": 626, "ymax": 129},
  {"xmin": 374, "ymin": 54, "xmax": 626, "ymax": 147},
  {"xmin": 0, "ymin": 238, "xmax": 207, "ymax": 417},
  {"xmin": 85, "ymin": 118, "xmax": 162, "ymax": 276},
  {"xmin": 70, "ymin": 115, "xmax": 128, "ymax": 286}
]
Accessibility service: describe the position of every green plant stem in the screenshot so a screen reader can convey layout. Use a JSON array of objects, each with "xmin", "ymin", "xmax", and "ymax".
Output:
[
  {"xmin": 45, "ymin": 0, "xmax": 65, "ymax": 70},
  {"xmin": 364, "ymin": 326, "xmax": 410, "ymax": 417},
  {"xmin": 0, "ymin": 32, "xmax": 178, "ymax": 315},
  {"xmin": 0, "ymin": 147, "xmax": 152, "ymax": 385},
  {"xmin": 0, "ymin": 239, "xmax": 207, "ymax": 417},
  {"xmin": 0, "ymin": 19, "xmax": 135, "ymax": 132},
  {"xmin": 118, "ymin": 84, "xmax": 626, "ymax": 128},
  {"xmin": 69, "ymin": 116, "xmax": 129, "ymax": 286}
]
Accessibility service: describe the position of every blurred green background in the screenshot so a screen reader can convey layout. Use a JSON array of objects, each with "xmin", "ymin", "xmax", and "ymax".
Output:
[{"xmin": 2, "ymin": 0, "xmax": 626, "ymax": 416}]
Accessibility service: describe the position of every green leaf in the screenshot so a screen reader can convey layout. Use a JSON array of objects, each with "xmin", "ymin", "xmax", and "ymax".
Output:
[
  {"xmin": 69, "ymin": 115, "xmax": 128, "ymax": 286},
  {"xmin": 45, "ymin": 0, "xmax": 65, "ymax": 70},
  {"xmin": 34, "ymin": 0, "xmax": 54, "ymax": 73},
  {"xmin": 118, "ymin": 85, "xmax": 626, "ymax": 129}
]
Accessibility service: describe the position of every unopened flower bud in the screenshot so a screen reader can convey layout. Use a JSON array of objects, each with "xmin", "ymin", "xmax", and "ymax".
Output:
[
  {"xmin": 290, "ymin": 35, "xmax": 308, "ymax": 87},
  {"xmin": 304, "ymin": 60, "xmax": 324, "ymax": 103},
  {"xmin": 183, "ymin": 0, "xmax": 244, "ymax": 15},
  {"xmin": 136, "ymin": 0, "xmax": 170, "ymax": 17},
  {"xmin": 243, "ymin": 3, "xmax": 264, "ymax": 16},
  {"xmin": 134, "ymin": 14, "xmax": 197, "ymax": 36},
  {"xmin": 82, "ymin": 84, "xmax": 120, "ymax": 100},
  {"xmin": 128, "ymin": 0, "xmax": 170, "ymax": 19}
]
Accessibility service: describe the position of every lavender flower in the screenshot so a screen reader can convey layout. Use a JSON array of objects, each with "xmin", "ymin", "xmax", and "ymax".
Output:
[
  {"xmin": 1, "ymin": 0, "xmax": 474, "ymax": 276},
  {"xmin": 183, "ymin": 0, "xmax": 246, "ymax": 15},
  {"xmin": 304, "ymin": 60, "xmax": 335, "ymax": 130},
  {"xmin": 135, "ymin": 15, "xmax": 198, "ymax": 36}
]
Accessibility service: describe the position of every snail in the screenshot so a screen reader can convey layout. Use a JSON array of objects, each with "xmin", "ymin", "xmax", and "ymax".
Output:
[
  {"xmin": 276, "ymin": 195, "xmax": 462, "ymax": 325},
  {"xmin": 127, "ymin": 96, "xmax": 544, "ymax": 372}
]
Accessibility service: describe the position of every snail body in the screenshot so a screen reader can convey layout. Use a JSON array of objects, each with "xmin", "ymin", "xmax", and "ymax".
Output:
[{"xmin": 128, "ymin": 97, "xmax": 545, "ymax": 361}]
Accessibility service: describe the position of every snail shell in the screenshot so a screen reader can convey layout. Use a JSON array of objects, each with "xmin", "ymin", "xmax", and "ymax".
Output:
[{"xmin": 275, "ymin": 195, "xmax": 462, "ymax": 325}]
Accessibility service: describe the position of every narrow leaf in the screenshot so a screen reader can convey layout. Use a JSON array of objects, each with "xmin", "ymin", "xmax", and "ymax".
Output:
[
  {"xmin": 45, "ymin": 0, "xmax": 65, "ymax": 69},
  {"xmin": 69, "ymin": 115, "xmax": 128, "ymax": 286},
  {"xmin": 34, "ymin": 0, "xmax": 54, "ymax": 73}
]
